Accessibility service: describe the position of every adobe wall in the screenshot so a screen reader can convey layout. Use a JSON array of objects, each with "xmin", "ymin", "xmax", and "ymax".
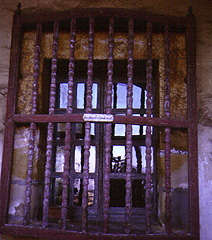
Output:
[{"xmin": 0, "ymin": 0, "xmax": 211, "ymax": 239}]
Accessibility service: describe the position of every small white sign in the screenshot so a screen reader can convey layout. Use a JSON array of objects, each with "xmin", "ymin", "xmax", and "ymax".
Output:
[{"xmin": 83, "ymin": 113, "xmax": 114, "ymax": 122}]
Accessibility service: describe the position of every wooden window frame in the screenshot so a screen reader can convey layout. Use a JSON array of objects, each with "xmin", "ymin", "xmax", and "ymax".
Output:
[{"xmin": 0, "ymin": 4, "xmax": 199, "ymax": 240}]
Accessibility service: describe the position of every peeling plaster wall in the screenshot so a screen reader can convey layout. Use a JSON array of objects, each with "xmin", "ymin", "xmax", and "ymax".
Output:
[
  {"xmin": 0, "ymin": 0, "xmax": 211, "ymax": 239},
  {"xmin": 198, "ymin": 125, "xmax": 212, "ymax": 240}
]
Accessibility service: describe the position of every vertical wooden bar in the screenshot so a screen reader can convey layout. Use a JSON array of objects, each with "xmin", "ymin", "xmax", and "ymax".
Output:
[
  {"xmin": 125, "ymin": 18, "xmax": 134, "ymax": 234},
  {"xmin": 0, "ymin": 3, "xmax": 22, "ymax": 228},
  {"xmin": 186, "ymin": 7, "xmax": 199, "ymax": 237},
  {"xmin": 61, "ymin": 122, "xmax": 71, "ymax": 228},
  {"xmin": 24, "ymin": 22, "xmax": 42, "ymax": 225},
  {"xmin": 67, "ymin": 19, "xmax": 76, "ymax": 115},
  {"xmin": 48, "ymin": 21, "xmax": 59, "ymax": 115},
  {"xmin": 164, "ymin": 24, "xmax": 172, "ymax": 235},
  {"xmin": 145, "ymin": 21, "xmax": 153, "ymax": 234},
  {"xmin": 82, "ymin": 17, "xmax": 94, "ymax": 232},
  {"xmin": 42, "ymin": 21, "xmax": 59, "ymax": 228},
  {"xmin": 164, "ymin": 25, "xmax": 171, "ymax": 120},
  {"xmin": 24, "ymin": 122, "xmax": 36, "ymax": 224},
  {"xmin": 31, "ymin": 23, "xmax": 42, "ymax": 115},
  {"xmin": 61, "ymin": 19, "xmax": 76, "ymax": 230},
  {"xmin": 103, "ymin": 17, "xmax": 114, "ymax": 234}
]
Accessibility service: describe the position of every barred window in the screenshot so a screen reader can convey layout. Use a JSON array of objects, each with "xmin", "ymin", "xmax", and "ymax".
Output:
[{"xmin": 0, "ymin": 4, "xmax": 199, "ymax": 239}]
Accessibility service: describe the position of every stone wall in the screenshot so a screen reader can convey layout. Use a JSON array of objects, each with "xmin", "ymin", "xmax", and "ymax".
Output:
[{"xmin": 0, "ymin": 0, "xmax": 211, "ymax": 239}]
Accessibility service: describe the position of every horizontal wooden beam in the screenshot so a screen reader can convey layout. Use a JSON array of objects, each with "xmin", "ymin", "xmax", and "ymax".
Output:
[
  {"xmin": 1, "ymin": 224, "xmax": 199, "ymax": 240},
  {"xmin": 21, "ymin": 8, "xmax": 187, "ymax": 26},
  {"xmin": 13, "ymin": 114, "xmax": 190, "ymax": 128}
]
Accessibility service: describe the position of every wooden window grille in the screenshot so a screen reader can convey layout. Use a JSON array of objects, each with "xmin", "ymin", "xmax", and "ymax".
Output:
[{"xmin": 0, "ymin": 4, "xmax": 199, "ymax": 240}]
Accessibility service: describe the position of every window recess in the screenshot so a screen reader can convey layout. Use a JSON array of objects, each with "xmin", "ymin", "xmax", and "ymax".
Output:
[{"xmin": 0, "ymin": 5, "xmax": 199, "ymax": 240}]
